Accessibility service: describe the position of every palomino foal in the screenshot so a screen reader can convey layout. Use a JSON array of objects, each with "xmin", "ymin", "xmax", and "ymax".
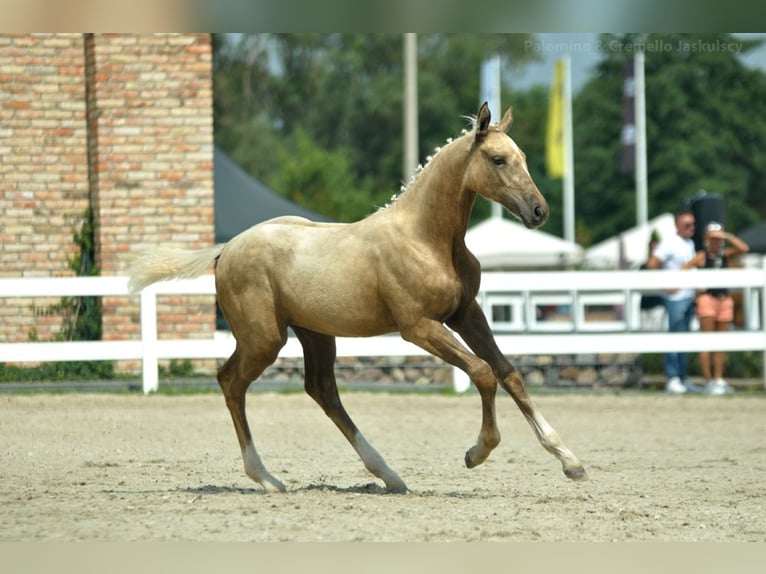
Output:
[{"xmin": 129, "ymin": 103, "xmax": 587, "ymax": 493}]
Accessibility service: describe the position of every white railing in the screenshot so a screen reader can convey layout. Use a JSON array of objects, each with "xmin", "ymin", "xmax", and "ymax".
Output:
[{"xmin": 1, "ymin": 268, "xmax": 764, "ymax": 393}]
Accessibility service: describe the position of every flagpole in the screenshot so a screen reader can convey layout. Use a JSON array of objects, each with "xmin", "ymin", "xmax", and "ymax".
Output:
[
  {"xmin": 482, "ymin": 54, "xmax": 501, "ymax": 120},
  {"xmin": 562, "ymin": 55, "xmax": 575, "ymax": 244},
  {"xmin": 480, "ymin": 55, "xmax": 503, "ymax": 220},
  {"xmin": 635, "ymin": 51, "xmax": 648, "ymax": 227},
  {"xmin": 403, "ymin": 33, "xmax": 418, "ymax": 182}
]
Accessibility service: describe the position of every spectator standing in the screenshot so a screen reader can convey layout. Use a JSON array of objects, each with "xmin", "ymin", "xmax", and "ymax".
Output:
[
  {"xmin": 646, "ymin": 210, "xmax": 698, "ymax": 394},
  {"xmin": 687, "ymin": 222, "xmax": 749, "ymax": 395}
]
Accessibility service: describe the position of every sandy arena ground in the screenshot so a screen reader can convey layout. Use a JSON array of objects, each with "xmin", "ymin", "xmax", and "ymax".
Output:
[{"xmin": 1, "ymin": 390, "xmax": 765, "ymax": 542}]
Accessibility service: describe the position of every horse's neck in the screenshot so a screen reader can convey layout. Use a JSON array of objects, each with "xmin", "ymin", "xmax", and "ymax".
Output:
[{"xmin": 393, "ymin": 143, "xmax": 475, "ymax": 245}]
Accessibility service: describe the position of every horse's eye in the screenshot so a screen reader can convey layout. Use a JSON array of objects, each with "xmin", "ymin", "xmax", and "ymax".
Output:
[{"xmin": 493, "ymin": 156, "xmax": 506, "ymax": 166}]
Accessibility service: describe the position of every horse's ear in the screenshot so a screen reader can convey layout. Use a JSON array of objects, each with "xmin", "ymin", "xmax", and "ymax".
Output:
[
  {"xmin": 474, "ymin": 101, "xmax": 491, "ymax": 143},
  {"xmin": 498, "ymin": 106, "xmax": 514, "ymax": 133}
]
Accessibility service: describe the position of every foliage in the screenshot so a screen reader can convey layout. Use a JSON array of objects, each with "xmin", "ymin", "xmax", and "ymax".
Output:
[
  {"xmin": 215, "ymin": 33, "xmax": 766, "ymax": 242},
  {"xmin": 60, "ymin": 207, "xmax": 102, "ymax": 342},
  {"xmin": 213, "ymin": 33, "xmax": 539, "ymax": 223},
  {"xmin": 8, "ymin": 208, "xmax": 115, "ymax": 382},
  {"xmin": 574, "ymin": 33, "xmax": 766, "ymax": 245},
  {"xmin": 0, "ymin": 361, "xmax": 114, "ymax": 382},
  {"xmin": 270, "ymin": 128, "xmax": 375, "ymax": 220},
  {"xmin": 158, "ymin": 359, "xmax": 196, "ymax": 380}
]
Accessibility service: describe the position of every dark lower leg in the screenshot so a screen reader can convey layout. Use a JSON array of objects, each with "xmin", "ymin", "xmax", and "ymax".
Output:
[
  {"xmin": 295, "ymin": 327, "xmax": 407, "ymax": 492},
  {"xmin": 699, "ymin": 351, "xmax": 712, "ymax": 380},
  {"xmin": 218, "ymin": 349, "xmax": 285, "ymax": 492}
]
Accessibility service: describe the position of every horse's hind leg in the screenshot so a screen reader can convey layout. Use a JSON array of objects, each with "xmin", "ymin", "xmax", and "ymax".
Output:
[
  {"xmin": 217, "ymin": 346, "xmax": 286, "ymax": 492},
  {"xmin": 293, "ymin": 326, "xmax": 408, "ymax": 493}
]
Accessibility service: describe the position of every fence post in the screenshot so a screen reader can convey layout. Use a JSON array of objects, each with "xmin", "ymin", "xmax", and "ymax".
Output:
[
  {"xmin": 140, "ymin": 287, "xmax": 159, "ymax": 393},
  {"xmin": 762, "ymin": 265, "xmax": 766, "ymax": 390},
  {"xmin": 452, "ymin": 366, "xmax": 470, "ymax": 393}
]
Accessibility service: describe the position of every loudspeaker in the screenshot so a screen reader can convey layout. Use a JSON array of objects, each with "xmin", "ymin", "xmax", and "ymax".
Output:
[{"xmin": 687, "ymin": 192, "xmax": 725, "ymax": 251}]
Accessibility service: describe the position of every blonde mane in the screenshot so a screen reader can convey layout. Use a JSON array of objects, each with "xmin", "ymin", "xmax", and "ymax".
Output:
[
  {"xmin": 380, "ymin": 124, "xmax": 474, "ymax": 211},
  {"xmin": 380, "ymin": 111, "xmax": 515, "ymax": 211}
]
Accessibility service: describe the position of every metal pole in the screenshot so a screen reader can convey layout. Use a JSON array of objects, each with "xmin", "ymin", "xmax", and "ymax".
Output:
[
  {"xmin": 403, "ymin": 33, "xmax": 418, "ymax": 182},
  {"xmin": 562, "ymin": 55, "xmax": 575, "ymax": 244},
  {"xmin": 635, "ymin": 51, "xmax": 648, "ymax": 227},
  {"xmin": 762, "ymin": 264, "xmax": 766, "ymax": 389},
  {"xmin": 481, "ymin": 54, "xmax": 501, "ymax": 120}
]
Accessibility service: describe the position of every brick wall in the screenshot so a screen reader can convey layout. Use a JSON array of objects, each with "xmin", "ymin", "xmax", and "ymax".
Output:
[
  {"xmin": 0, "ymin": 33, "xmax": 91, "ymax": 341},
  {"xmin": 87, "ymin": 34, "xmax": 215, "ymax": 359},
  {"xmin": 0, "ymin": 33, "xmax": 216, "ymax": 373}
]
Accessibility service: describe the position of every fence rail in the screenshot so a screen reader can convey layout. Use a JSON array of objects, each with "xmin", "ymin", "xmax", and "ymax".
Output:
[{"xmin": 1, "ymin": 268, "xmax": 764, "ymax": 393}]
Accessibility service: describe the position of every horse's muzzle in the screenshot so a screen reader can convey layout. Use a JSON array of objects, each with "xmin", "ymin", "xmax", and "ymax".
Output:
[{"xmin": 528, "ymin": 203, "xmax": 548, "ymax": 228}]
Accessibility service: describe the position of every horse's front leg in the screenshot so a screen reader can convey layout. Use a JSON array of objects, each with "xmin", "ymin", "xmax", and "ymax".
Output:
[
  {"xmin": 448, "ymin": 300, "xmax": 588, "ymax": 481},
  {"xmin": 401, "ymin": 318, "xmax": 502, "ymax": 468}
]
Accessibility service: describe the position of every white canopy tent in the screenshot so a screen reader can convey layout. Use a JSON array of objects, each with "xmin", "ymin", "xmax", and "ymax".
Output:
[
  {"xmin": 583, "ymin": 213, "xmax": 677, "ymax": 269},
  {"xmin": 465, "ymin": 212, "xmax": 584, "ymax": 269}
]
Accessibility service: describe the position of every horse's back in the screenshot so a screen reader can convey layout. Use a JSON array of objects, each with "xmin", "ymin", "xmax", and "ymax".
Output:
[
  {"xmin": 224, "ymin": 215, "xmax": 356, "ymax": 255},
  {"xmin": 261, "ymin": 215, "xmax": 336, "ymax": 229},
  {"xmin": 216, "ymin": 215, "xmax": 399, "ymax": 337}
]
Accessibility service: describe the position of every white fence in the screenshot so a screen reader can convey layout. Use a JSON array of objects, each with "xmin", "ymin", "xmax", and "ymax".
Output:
[{"xmin": 1, "ymin": 268, "xmax": 765, "ymax": 393}]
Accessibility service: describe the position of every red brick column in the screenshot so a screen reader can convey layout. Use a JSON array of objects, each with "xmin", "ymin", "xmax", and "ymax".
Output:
[
  {"xmin": 0, "ymin": 33, "xmax": 217, "ymax": 375},
  {"xmin": 86, "ymin": 33, "xmax": 216, "ymax": 370},
  {"xmin": 0, "ymin": 33, "xmax": 90, "ymax": 342}
]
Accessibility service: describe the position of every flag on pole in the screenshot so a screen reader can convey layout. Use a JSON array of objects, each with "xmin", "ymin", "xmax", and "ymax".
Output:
[
  {"xmin": 620, "ymin": 57, "xmax": 636, "ymax": 174},
  {"xmin": 546, "ymin": 59, "xmax": 565, "ymax": 179}
]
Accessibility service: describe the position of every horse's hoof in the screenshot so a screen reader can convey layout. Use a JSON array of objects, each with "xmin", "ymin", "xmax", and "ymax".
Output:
[
  {"xmin": 387, "ymin": 484, "xmax": 409, "ymax": 494},
  {"xmin": 384, "ymin": 477, "xmax": 409, "ymax": 494},
  {"xmin": 465, "ymin": 450, "xmax": 480, "ymax": 469},
  {"xmin": 261, "ymin": 478, "xmax": 287, "ymax": 493},
  {"xmin": 564, "ymin": 466, "xmax": 589, "ymax": 481}
]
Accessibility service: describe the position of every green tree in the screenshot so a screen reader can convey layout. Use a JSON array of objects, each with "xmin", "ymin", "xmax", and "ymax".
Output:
[
  {"xmin": 270, "ymin": 128, "xmax": 373, "ymax": 221},
  {"xmin": 213, "ymin": 34, "xmax": 539, "ymax": 222},
  {"xmin": 574, "ymin": 33, "xmax": 766, "ymax": 245}
]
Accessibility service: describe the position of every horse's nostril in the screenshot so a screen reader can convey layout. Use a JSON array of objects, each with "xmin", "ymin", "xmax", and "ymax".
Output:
[{"xmin": 534, "ymin": 205, "xmax": 545, "ymax": 220}]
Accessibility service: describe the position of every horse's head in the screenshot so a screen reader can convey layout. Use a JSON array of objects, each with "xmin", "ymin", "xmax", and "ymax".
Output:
[{"xmin": 464, "ymin": 102, "xmax": 549, "ymax": 229}]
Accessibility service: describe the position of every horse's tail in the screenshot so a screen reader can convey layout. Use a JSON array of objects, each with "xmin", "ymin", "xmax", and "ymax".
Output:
[{"xmin": 127, "ymin": 245, "xmax": 226, "ymax": 293}]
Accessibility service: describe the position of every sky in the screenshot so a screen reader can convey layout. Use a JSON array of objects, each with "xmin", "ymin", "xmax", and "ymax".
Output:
[{"xmin": 506, "ymin": 33, "xmax": 766, "ymax": 93}]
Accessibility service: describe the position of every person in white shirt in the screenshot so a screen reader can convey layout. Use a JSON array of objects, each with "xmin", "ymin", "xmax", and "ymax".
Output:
[{"xmin": 646, "ymin": 210, "xmax": 698, "ymax": 394}]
